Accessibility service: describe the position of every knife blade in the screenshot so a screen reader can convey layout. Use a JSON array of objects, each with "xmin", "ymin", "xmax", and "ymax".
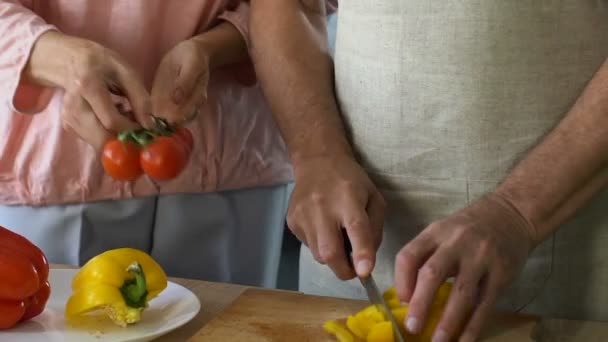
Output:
[{"xmin": 342, "ymin": 230, "xmax": 405, "ymax": 342}]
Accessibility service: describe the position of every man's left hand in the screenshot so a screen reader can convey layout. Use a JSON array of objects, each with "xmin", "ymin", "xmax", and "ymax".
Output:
[{"xmin": 394, "ymin": 193, "xmax": 538, "ymax": 342}]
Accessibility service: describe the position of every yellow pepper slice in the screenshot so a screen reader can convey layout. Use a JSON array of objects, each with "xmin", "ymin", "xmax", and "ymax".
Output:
[
  {"xmin": 344, "ymin": 304, "xmax": 390, "ymax": 339},
  {"xmin": 382, "ymin": 288, "xmax": 397, "ymax": 302},
  {"xmin": 65, "ymin": 248, "xmax": 168, "ymax": 327},
  {"xmin": 358, "ymin": 305, "xmax": 385, "ymax": 320},
  {"xmin": 367, "ymin": 321, "xmax": 394, "ymax": 342},
  {"xmin": 346, "ymin": 315, "xmax": 366, "ymax": 339},
  {"xmin": 324, "ymin": 320, "xmax": 355, "ymax": 342},
  {"xmin": 324, "ymin": 282, "xmax": 460, "ymax": 342}
]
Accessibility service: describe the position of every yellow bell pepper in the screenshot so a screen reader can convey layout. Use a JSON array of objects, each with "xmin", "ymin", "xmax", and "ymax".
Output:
[
  {"xmin": 347, "ymin": 305, "xmax": 386, "ymax": 339},
  {"xmin": 367, "ymin": 321, "xmax": 394, "ymax": 342},
  {"xmin": 324, "ymin": 320, "xmax": 355, "ymax": 342},
  {"xmin": 324, "ymin": 282, "xmax": 458, "ymax": 342},
  {"xmin": 382, "ymin": 287, "xmax": 402, "ymax": 309},
  {"xmin": 65, "ymin": 248, "xmax": 168, "ymax": 327}
]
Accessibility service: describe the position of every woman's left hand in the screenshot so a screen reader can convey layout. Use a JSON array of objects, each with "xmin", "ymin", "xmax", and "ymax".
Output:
[{"xmin": 151, "ymin": 39, "xmax": 210, "ymax": 125}]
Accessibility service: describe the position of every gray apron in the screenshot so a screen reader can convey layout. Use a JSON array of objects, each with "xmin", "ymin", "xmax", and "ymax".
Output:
[{"xmin": 300, "ymin": 1, "xmax": 608, "ymax": 320}]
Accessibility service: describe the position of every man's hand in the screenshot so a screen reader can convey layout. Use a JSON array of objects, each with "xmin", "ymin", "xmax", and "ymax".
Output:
[
  {"xmin": 249, "ymin": 1, "xmax": 385, "ymax": 278},
  {"xmin": 395, "ymin": 193, "xmax": 537, "ymax": 342},
  {"xmin": 289, "ymin": 154, "xmax": 386, "ymax": 280},
  {"xmin": 151, "ymin": 39, "xmax": 210, "ymax": 126}
]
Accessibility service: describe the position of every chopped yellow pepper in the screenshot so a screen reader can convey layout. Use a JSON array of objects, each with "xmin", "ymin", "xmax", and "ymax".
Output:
[
  {"xmin": 65, "ymin": 248, "xmax": 168, "ymax": 327},
  {"xmin": 347, "ymin": 305, "xmax": 386, "ymax": 339},
  {"xmin": 324, "ymin": 320, "xmax": 355, "ymax": 342},
  {"xmin": 382, "ymin": 288, "xmax": 402, "ymax": 309},
  {"xmin": 324, "ymin": 282, "xmax": 458, "ymax": 342},
  {"xmin": 367, "ymin": 321, "xmax": 394, "ymax": 342}
]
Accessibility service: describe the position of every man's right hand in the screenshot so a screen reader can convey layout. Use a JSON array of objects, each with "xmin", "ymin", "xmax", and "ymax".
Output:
[
  {"xmin": 25, "ymin": 31, "xmax": 152, "ymax": 150},
  {"xmin": 288, "ymin": 154, "xmax": 386, "ymax": 280}
]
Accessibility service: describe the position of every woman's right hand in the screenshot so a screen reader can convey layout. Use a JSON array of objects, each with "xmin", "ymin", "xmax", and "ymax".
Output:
[{"xmin": 24, "ymin": 31, "xmax": 152, "ymax": 150}]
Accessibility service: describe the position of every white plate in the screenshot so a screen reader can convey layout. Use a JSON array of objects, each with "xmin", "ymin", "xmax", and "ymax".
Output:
[{"xmin": 0, "ymin": 269, "xmax": 201, "ymax": 342}]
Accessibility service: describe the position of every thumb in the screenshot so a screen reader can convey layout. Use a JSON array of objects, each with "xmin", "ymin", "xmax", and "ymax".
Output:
[
  {"xmin": 171, "ymin": 52, "xmax": 209, "ymax": 104},
  {"xmin": 172, "ymin": 70, "xmax": 209, "ymax": 124}
]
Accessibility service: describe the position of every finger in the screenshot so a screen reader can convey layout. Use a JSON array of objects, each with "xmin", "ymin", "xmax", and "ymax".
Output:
[
  {"xmin": 112, "ymin": 63, "xmax": 153, "ymax": 128},
  {"xmin": 433, "ymin": 265, "xmax": 485, "ymax": 342},
  {"xmin": 173, "ymin": 62, "xmax": 208, "ymax": 106},
  {"xmin": 316, "ymin": 216, "xmax": 355, "ymax": 280},
  {"xmin": 61, "ymin": 93, "xmax": 111, "ymax": 150},
  {"xmin": 394, "ymin": 233, "xmax": 435, "ymax": 302},
  {"xmin": 459, "ymin": 274, "xmax": 501, "ymax": 342},
  {"xmin": 405, "ymin": 246, "xmax": 457, "ymax": 335},
  {"xmin": 287, "ymin": 218, "xmax": 309, "ymax": 250},
  {"xmin": 151, "ymin": 60, "xmax": 175, "ymax": 118},
  {"xmin": 287, "ymin": 223, "xmax": 306, "ymax": 247},
  {"xmin": 367, "ymin": 190, "xmax": 386, "ymax": 250},
  {"xmin": 79, "ymin": 78, "xmax": 140, "ymax": 132},
  {"xmin": 286, "ymin": 201, "xmax": 310, "ymax": 249},
  {"xmin": 177, "ymin": 73, "xmax": 208, "ymax": 125},
  {"xmin": 152, "ymin": 56, "xmax": 208, "ymax": 124},
  {"xmin": 340, "ymin": 194, "xmax": 377, "ymax": 278}
]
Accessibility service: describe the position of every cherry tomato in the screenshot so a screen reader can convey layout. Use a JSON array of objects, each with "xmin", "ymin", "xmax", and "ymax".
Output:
[
  {"xmin": 102, "ymin": 139, "xmax": 143, "ymax": 181},
  {"xmin": 174, "ymin": 127, "xmax": 194, "ymax": 153},
  {"xmin": 140, "ymin": 136, "xmax": 187, "ymax": 181},
  {"xmin": 0, "ymin": 300, "xmax": 25, "ymax": 329}
]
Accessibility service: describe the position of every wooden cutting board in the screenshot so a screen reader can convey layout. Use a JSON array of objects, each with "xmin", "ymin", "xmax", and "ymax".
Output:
[{"xmin": 189, "ymin": 288, "xmax": 540, "ymax": 341}]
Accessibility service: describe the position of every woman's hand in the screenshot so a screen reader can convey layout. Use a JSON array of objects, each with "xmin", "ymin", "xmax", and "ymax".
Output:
[
  {"xmin": 25, "ymin": 31, "xmax": 152, "ymax": 150},
  {"xmin": 151, "ymin": 22, "xmax": 248, "ymax": 125},
  {"xmin": 151, "ymin": 39, "xmax": 210, "ymax": 126}
]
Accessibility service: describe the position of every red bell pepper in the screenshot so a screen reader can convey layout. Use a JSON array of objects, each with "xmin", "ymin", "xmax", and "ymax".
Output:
[{"xmin": 0, "ymin": 226, "xmax": 50, "ymax": 329}]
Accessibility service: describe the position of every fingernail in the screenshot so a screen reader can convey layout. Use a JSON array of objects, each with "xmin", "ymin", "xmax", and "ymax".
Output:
[
  {"xmin": 355, "ymin": 260, "xmax": 372, "ymax": 276},
  {"xmin": 432, "ymin": 329, "xmax": 448, "ymax": 342},
  {"xmin": 406, "ymin": 316, "xmax": 421, "ymax": 334},
  {"xmin": 143, "ymin": 114, "xmax": 155, "ymax": 128}
]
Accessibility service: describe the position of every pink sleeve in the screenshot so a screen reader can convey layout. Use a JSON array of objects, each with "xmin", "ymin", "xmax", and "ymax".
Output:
[
  {"xmin": 218, "ymin": 1, "xmax": 251, "ymax": 49},
  {"xmin": 214, "ymin": 1, "xmax": 336, "ymax": 87},
  {"xmin": 0, "ymin": 0, "xmax": 58, "ymax": 114},
  {"xmin": 217, "ymin": 0, "xmax": 337, "ymax": 50}
]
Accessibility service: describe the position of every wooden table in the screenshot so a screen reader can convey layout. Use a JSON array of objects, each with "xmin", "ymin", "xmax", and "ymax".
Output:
[{"xmin": 51, "ymin": 265, "xmax": 608, "ymax": 341}]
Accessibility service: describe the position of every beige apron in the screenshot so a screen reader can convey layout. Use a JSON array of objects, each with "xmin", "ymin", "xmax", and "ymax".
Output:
[{"xmin": 300, "ymin": 1, "xmax": 608, "ymax": 320}]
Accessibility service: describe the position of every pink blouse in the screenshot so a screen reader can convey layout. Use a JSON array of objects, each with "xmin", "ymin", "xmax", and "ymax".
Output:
[{"xmin": 0, "ymin": 0, "xmax": 294, "ymax": 206}]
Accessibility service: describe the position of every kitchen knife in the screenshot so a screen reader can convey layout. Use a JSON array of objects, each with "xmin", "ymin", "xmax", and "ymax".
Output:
[{"xmin": 342, "ymin": 230, "xmax": 405, "ymax": 342}]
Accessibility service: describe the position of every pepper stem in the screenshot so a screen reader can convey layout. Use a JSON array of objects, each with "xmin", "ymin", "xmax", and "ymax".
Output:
[{"xmin": 120, "ymin": 262, "xmax": 149, "ymax": 308}]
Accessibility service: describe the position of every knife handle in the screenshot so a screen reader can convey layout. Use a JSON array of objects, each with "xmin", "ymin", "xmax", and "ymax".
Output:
[{"xmin": 342, "ymin": 229, "xmax": 355, "ymax": 268}]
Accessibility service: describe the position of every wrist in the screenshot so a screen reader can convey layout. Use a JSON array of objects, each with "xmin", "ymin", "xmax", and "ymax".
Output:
[
  {"xmin": 489, "ymin": 190, "xmax": 541, "ymax": 248},
  {"xmin": 289, "ymin": 134, "xmax": 354, "ymax": 167},
  {"xmin": 190, "ymin": 35, "xmax": 225, "ymax": 70}
]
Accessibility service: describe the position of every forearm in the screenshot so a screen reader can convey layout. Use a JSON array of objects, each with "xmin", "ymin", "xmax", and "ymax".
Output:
[
  {"xmin": 497, "ymin": 58, "xmax": 608, "ymax": 244},
  {"xmin": 250, "ymin": 0, "xmax": 353, "ymax": 165},
  {"xmin": 191, "ymin": 21, "xmax": 248, "ymax": 69}
]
